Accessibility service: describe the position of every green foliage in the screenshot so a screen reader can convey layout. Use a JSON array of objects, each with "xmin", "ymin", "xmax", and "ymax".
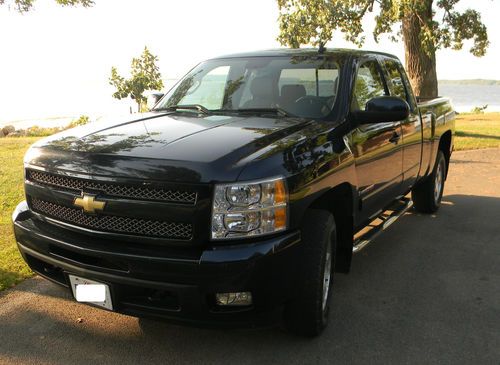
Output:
[
  {"xmin": 109, "ymin": 47, "xmax": 164, "ymax": 112},
  {"xmin": 0, "ymin": 0, "xmax": 93, "ymax": 12},
  {"xmin": 0, "ymin": 137, "xmax": 39, "ymax": 290},
  {"xmin": 25, "ymin": 125, "xmax": 62, "ymax": 136},
  {"xmin": 66, "ymin": 115, "xmax": 90, "ymax": 128},
  {"xmin": 277, "ymin": 0, "xmax": 489, "ymax": 57},
  {"xmin": 2, "ymin": 115, "xmax": 91, "ymax": 138},
  {"xmin": 277, "ymin": 0, "xmax": 369, "ymax": 48},
  {"xmin": 353, "ymin": 76, "xmax": 373, "ymax": 108},
  {"xmin": 470, "ymin": 104, "xmax": 488, "ymax": 114}
]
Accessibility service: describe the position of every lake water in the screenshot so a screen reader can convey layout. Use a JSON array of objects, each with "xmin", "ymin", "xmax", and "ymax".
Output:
[
  {"xmin": 3, "ymin": 83, "xmax": 499, "ymax": 129},
  {"xmin": 439, "ymin": 84, "xmax": 500, "ymax": 112}
]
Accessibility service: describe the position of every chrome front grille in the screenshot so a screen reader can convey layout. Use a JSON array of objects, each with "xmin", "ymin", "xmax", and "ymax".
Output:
[
  {"xmin": 27, "ymin": 169, "xmax": 197, "ymax": 205},
  {"xmin": 31, "ymin": 197, "xmax": 193, "ymax": 240}
]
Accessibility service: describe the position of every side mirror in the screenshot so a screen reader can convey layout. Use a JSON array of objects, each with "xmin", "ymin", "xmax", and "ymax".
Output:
[
  {"xmin": 147, "ymin": 92, "xmax": 165, "ymax": 110},
  {"xmin": 352, "ymin": 96, "xmax": 410, "ymax": 123}
]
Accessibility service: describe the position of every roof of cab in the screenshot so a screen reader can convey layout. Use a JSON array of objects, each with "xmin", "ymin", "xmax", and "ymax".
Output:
[{"xmin": 211, "ymin": 48, "xmax": 399, "ymax": 60}]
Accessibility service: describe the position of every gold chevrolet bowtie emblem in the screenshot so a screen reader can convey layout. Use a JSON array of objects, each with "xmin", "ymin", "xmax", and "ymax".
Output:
[{"xmin": 74, "ymin": 194, "xmax": 106, "ymax": 214}]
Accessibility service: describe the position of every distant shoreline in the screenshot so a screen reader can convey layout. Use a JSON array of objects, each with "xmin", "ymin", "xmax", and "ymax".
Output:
[
  {"xmin": 2, "ymin": 80, "xmax": 500, "ymax": 128},
  {"xmin": 439, "ymin": 79, "xmax": 500, "ymax": 86}
]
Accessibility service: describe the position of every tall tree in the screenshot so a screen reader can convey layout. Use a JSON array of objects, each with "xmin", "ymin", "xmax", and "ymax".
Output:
[
  {"xmin": 0, "ymin": 0, "xmax": 93, "ymax": 12},
  {"xmin": 277, "ymin": 0, "xmax": 490, "ymax": 98},
  {"xmin": 109, "ymin": 47, "xmax": 164, "ymax": 112}
]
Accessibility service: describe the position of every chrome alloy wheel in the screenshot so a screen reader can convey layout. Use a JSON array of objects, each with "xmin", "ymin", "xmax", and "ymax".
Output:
[
  {"xmin": 322, "ymin": 242, "xmax": 332, "ymax": 312},
  {"xmin": 434, "ymin": 161, "xmax": 444, "ymax": 204}
]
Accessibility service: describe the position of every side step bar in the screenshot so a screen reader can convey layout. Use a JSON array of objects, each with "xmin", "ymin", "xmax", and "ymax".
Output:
[{"xmin": 353, "ymin": 197, "xmax": 413, "ymax": 253}]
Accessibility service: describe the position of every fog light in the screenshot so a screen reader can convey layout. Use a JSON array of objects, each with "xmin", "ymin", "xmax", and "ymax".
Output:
[{"xmin": 215, "ymin": 292, "xmax": 253, "ymax": 306}]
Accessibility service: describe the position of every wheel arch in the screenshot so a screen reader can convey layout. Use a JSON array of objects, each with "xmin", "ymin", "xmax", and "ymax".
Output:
[
  {"xmin": 438, "ymin": 130, "xmax": 453, "ymax": 179},
  {"xmin": 307, "ymin": 182, "xmax": 355, "ymax": 274}
]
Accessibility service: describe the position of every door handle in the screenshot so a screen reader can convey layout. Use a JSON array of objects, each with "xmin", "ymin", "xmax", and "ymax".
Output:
[{"xmin": 389, "ymin": 132, "xmax": 401, "ymax": 144}]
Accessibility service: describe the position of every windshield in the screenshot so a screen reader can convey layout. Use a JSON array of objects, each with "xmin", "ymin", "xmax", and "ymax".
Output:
[{"xmin": 155, "ymin": 56, "xmax": 341, "ymax": 119}]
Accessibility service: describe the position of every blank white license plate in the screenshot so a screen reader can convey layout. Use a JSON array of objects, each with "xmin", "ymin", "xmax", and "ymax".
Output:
[{"xmin": 69, "ymin": 275, "xmax": 113, "ymax": 310}]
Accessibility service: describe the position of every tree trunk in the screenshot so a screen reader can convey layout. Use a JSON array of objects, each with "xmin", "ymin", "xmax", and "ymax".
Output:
[{"xmin": 402, "ymin": 1, "xmax": 438, "ymax": 99}]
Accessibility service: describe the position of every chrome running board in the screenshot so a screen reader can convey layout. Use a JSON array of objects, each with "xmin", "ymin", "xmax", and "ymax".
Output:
[{"xmin": 353, "ymin": 197, "xmax": 413, "ymax": 253}]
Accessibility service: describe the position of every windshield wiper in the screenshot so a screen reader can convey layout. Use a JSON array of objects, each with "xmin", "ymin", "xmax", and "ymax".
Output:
[
  {"xmin": 214, "ymin": 107, "xmax": 295, "ymax": 118},
  {"xmin": 154, "ymin": 104, "xmax": 211, "ymax": 115}
]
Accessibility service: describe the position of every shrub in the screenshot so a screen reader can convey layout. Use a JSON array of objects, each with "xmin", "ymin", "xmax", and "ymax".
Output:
[
  {"xmin": 2, "ymin": 115, "xmax": 92, "ymax": 138},
  {"xmin": 470, "ymin": 104, "xmax": 488, "ymax": 114},
  {"xmin": 66, "ymin": 115, "xmax": 90, "ymax": 129},
  {"xmin": 25, "ymin": 126, "xmax": 63, "ymax": 137}
]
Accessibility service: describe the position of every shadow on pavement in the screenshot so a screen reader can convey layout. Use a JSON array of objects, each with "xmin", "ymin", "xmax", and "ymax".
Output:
[
  {"xmin": 0, "ymin": 194, "xmax": 498, "ymax": 364},
  {"xmin": 455, "ymin": 131, "xmax": 500, "ymax": 140}
]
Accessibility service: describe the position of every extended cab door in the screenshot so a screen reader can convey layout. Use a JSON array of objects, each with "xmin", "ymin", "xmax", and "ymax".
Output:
[
  {"xmin": 350, "ymin": 58, "xmax": 404, "ymax": 221},
  {"xmin": 382, "ymin": 58, "xmax": 422, "ymax": 191}
]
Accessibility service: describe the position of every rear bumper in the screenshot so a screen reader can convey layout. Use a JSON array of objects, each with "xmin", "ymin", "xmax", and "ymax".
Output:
[{"xmin": 13, "ymin": 201, "xmax": 302, "ymax": 328}]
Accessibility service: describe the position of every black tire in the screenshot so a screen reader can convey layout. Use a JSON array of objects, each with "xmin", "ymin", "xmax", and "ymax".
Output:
[
  {"xmin": 284, "ymin": 209, "xmax": 336, "ymax": 337},
  {"xmin": 411, "ymin": 150, "xmax": 447, "ymax": 213}
]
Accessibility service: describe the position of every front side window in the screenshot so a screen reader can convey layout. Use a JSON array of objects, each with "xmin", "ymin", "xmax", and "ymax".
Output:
[
  {"xmin": 384, "ymin": 60, "xmax": 408, "ymax": 101},
  {"xmin": 155, "ymin": 56, "xmax": 342, "ymax": 119},
  {"xmin": 352, "ymin": 60, "xmax": 387, "ymax": 111}
]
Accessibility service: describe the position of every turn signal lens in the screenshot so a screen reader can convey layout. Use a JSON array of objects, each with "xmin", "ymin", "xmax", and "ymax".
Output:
[
  {"xmin": 274, "ymin": 179, "xmax": 286, "ymax": 205},
  {"xmin": 274, "ymin": 207, "xmax": 287, "ymax": 230}
]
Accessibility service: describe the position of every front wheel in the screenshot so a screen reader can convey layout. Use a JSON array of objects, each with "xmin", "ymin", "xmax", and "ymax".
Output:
[
  {"xmin": 284, "ymin": 209, "xmax": 336, "ymax": 337},
  {"xmin": 412, "ymin": 150, "xmax": 447, "ymax": 213}
]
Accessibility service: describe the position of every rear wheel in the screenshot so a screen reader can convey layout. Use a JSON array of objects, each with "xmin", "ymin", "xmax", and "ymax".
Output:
[
  {"xmin": 284, "ymin": 209, "xmax": 336, "ymax": 337},
  {"xmin": 411, "ymin": 150, "xmax": 447, "ymax": 213}
]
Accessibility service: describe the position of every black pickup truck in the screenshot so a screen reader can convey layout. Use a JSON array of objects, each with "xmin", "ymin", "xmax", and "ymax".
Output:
[{"xmin": 13, "ymin": 49, "xmax": 454, "ymax": 336}]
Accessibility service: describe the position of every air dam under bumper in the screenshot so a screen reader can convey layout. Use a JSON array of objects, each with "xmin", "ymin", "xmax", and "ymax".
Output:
[{"xmin": 13, "ymin": 201, "xmax": 302, "ymax": 328}]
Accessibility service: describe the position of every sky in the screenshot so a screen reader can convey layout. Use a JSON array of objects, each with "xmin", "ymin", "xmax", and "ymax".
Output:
[{"xmin": 0, "ymin": 0, "xmax": 499, "ymax": 124}]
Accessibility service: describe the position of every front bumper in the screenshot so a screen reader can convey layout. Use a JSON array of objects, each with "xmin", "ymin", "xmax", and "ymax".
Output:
[{"xmin": 13, "ymin": 201, "xmax": 302, "ymax": 328}]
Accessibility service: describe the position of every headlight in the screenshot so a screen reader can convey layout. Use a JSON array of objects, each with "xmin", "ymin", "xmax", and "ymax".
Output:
[{"xmin": 211, "ymin": 177, "xmax": 288, "ymax": 240}]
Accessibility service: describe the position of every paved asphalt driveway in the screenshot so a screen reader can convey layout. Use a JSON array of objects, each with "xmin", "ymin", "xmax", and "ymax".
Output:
[{"xmin": 0, "ymin": 149, "xmax": 499, "ymax": 365}]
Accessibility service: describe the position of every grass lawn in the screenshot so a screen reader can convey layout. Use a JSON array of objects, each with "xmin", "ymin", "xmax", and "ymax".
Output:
[
  {"xmin": 0, "ymin": 114, "xmax": 499, "ymax": 291},
  {"xmin": 0, "ymin": 137, "xmax": 40, "ymax": 290},
  {"xmin": 454, "ymin": 112, "xmax": 500, "ymax": 150}
]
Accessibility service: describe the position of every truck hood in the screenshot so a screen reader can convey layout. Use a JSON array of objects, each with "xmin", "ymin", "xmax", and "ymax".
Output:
[{"xmin": 27, "ymin": 112, "xmax": 311, "ymax": 183}]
